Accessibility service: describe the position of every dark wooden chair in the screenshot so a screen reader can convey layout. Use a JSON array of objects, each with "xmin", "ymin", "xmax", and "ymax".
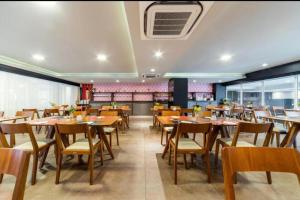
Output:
[
  {"xmin": 0, "ymin": 123, "xmax": 56, "ymax": 185},
  {"xmin": 168, "ymin": 122, "xmax": 212, "ymax": 184},
  {"xmin": 0, "ymin": 148, "xmax": 31, "ymax": 200},
  {"xmin": 222, "ymin": 147, "xmax": 300, "ymax": 200},
  {"xmin": 55, "ymin": 123, "xmax": 103, "ymax": 185}
]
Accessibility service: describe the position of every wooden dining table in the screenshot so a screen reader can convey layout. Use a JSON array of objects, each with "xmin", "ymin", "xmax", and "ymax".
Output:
[
  {"xmin": 0, "ymin": 116, "xmax": 29, "ymax": 122},
  {"xmin": 157, "ymin": 116, "xmax": 240, "ymax": 158},
  {"xmin": 28, "ymin": 115, "xmax": 120, "ymax": 168},
  {"xmin": 262, "ymin": 115, "xmax": 300, "ymax": 147}
]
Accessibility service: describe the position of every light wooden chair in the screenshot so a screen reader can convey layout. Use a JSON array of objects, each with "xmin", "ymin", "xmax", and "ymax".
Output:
[
  {"xmin": 15, "ymin": 111, "xmax": 34, "ymax": 121},
  {"xmin": 0, "ymin": 123, "xmax": 56, "ymax": 185},
  {"xmin": 215, "ymin": 122, "xmax": 274, "ymax": 183},
  {"xmin": 55, "ymin": 123, "xmax": 102, "ymax": 185},
  {"xmin": 160, "ymin": 110, "xmax": 181, "ymax": 145},
  {"xmin": 272, "ymin": 106, "xmax": 285, "ymax": 116},
  {"xmin": 23, "ymin": 108, "xmax": 40, "ymax": 119},
  {"xmin": 73, "ymin": 111, "xmax": 87, "ymax": 117},
  {"xmin": 252, "ymin": 110, "xmax": 288, "ymax": 147},
  {"xmin": 180, "ymin": 108, "xmax": 194, "ymax": 116},
  {"xmin": 100, "ymin": 111, "xmax": 119, "ymax": 146},
  {"xmin": 101, "ymin": 105, "xmax": 112, "ymax": 110},
  {"xmin": 43, "ymin": 108, "xmax": 60, "ymax": 117},
  {"xmin": 0, "ymin": 148, "xmax": 31, "ymax": 200},
  {"xmin": 86, "ymin": 108, "xmax": 99, "ymax": 116},
  {"xmin": 222, "ymin": 147, "xmax": 300, "ymax": 200},
  {"xmin": 168, "ymin": 122, "xmax": 212, "ymax": 184}
]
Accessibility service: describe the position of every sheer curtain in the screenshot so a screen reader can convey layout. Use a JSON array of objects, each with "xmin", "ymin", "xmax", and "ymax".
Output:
[{"xmin": 0, "ymin": 71, "xmax": 79, "ymax": 116}]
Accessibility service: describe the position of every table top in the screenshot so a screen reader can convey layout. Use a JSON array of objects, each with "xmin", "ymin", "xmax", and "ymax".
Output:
[
  {"xmin": 99, "ymin": 108, "xmax": 131, "ymax": 111},
  {"xmin": 0, "ymin": 116, "xmax": 29, "ymax": 122},
  {"xmin": 262, "ymin": 116, "xmax": 300, "ymax": 124},
  {"xmin": 156, "ymin": 116, "xmax": 240, "ymax": 126},
  {"xmin": 27, "ymin": 116, "xmax": 120, "ymax": 126},
  {"xmin": 209, "ymin": 107, "xmax": 231, "ymax": 112}
]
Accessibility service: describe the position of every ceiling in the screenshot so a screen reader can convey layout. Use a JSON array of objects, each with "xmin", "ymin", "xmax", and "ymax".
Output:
[{"xmin": 0, "ymin": 1, "xmax": 300, "ymax": 84}]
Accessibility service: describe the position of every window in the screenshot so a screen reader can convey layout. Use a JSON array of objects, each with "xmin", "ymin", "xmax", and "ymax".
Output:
[
  {"xmin": 264, "ymin": 76, "xmax": 296, "ymax": 109},
  {"xmin": 226, "ymin": 84, "xmax": 241, "ymax": 104},
  {"xmin": 242, "ymin": 81, "xmax": 262, "ymax": 106}
]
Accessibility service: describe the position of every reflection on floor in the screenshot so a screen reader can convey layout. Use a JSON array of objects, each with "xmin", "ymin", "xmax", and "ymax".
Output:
[{"xmin": 1, "ymin": 116, "xmax": 299, "ymax": 200}]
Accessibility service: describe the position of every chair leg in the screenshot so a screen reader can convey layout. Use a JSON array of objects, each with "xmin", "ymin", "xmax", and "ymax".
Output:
[
  {"xmin": 275, "ymin": 132, "xmax": 280, "ymax": 147},
  {"xmin": 116, "ymin": 128, "xmax": 119, "ymax": 146},
  {"xmin": 31, "ymin": 153, "xmax": 38, "ymax": 185},
  {"xmin": 0, "ymin": 174, "xmax": 3, "ymax": 183},
  {"xmin": 99, "ymin": 143, "xmax": 103, "ymax": 166},
  {"xmin": 174, "ymin": 152, "xmax": 178, "ymax": 184},
  {"xmin": 253, "ymin": 133, "xmax": 258, "ymax": 145},
  {"xmin": 109, "ymin": 134, "xmax": 112, "ymax": 147},
  {"xmin": 161, "ymin": 128, "xmax": 164, "ymax": 145},
  {"xmin": 55, "ymin": 154, "xmax": 62, "ymax": 184},
  {"xmin": 270, "ymin": 133, "xmax": 274, "ymax": 145},
  {"xmin": 73, "ymin": 134, "xmax": 76, "ymax": 143},
  {"xmin": 214, "ymin": 140, "xmax": 220, "ymax": 170},
  {"xmin": 183, "ymin": 154, "xmax": 188, "ymax": 169},
  {"xmin": 266, "ymin": 171, "xmax": 272, "ymax": 184},
  {"xmin": 168, "ymin": 145, "xmax": 172, "ymax": 165},
  {"xmin": 89, "ymin": 154, "xmax": 94, "ymax": 185},
  {"xmin": 166, "ymin": 131, "xmax": 169, "ymax": 146},
  {"xmin": 205, "ymin": 151, "xmax": 211, "ymax": 183}
]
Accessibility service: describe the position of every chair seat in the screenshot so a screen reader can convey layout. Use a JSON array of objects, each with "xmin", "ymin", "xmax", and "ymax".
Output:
[
  {"xmin": 14, "ymin": 141, "xmax": 47, "ymax": 151},
  {"xmin": 65, "ymin": 139, "xmax": 100, "ymax": 152},
  {"xmin": 104, "ymin": 127, "xmax": 116, "ymax": 133},
  {"xmin": 171, "ymin": 138, "xmax": 203, "ymax": 150},
  {"xmin": 273, "ymin": 123, "xmax": 287, "ymax": 133},
  {"xmin": 163, "ymin": 127, "xmax": 173, "ymax": 132}
]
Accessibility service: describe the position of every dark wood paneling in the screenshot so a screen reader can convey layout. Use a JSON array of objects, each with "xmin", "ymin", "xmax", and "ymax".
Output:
[{"xmin": 0, "ymin": 64, "xmax": 80, "ymax": 86}]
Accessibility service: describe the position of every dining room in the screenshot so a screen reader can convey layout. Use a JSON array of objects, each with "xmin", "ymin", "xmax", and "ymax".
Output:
[{"xmin": 0, "ymin": 1, "xmax": 300, "ymax": 200}]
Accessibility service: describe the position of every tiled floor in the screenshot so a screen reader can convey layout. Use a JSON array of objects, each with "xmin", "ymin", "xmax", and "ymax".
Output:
[{"xmin": 1, "ymin": 116, "xmax": 300, "ymax": 200}]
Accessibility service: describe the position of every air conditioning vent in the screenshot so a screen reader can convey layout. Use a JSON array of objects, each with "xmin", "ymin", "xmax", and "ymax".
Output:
[
  {"xmin": 140, "ymin": 1, "xmax": 214, "ymax": 40},
  {"xmin": 142, "ymin": 73, "xmax": 160, "ymax": 79}
]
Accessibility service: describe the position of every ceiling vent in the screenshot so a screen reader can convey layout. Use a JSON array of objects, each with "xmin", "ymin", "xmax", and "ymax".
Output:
[
  {"xmin": 142, "ymin": 73, "xmax": 160, "ymax": 79},
  {"xmin": 139, "ymin": 1, "xmax": 214, "ymax": 40}
]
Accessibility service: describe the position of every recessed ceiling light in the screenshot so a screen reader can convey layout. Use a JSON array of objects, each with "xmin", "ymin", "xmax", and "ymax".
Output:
[
  {"xmin": 142, "ymin": 80, "xmax": 145, "ymax": 83},
  {"xmin": 150, "ymin": 68, "xmax": 156, "ymax": 72},
  {"xmin": 32, "ymin": 54, "xmax": 45, "ymax": 61},
  {"xmin": 154, "ymin": 50, "xmax": 163, "ymax": 59},
  {"xmin": 116, "ymin": 80, "xmax": 120, "ymax": 83},
  {"xmin": 90, "ymin": 80, "xmax": 94, "ymax": 83},
  {"xmin": 35, "ymin": 1, "xmax": 57, "ymax": 7},
  {"xmin": 218, "ymin": 80, "xmax": 222, "ymax": 83},
  {"xmin": 262, "ymin": 63, "xmax": 268, "ymax": 67},
  {"xmin": 193, "ymin": 80, "xmax": 197, "ymax": 83},
  {"xmin": 220, "ymin": 54, "xmax": 232, "ymax": 62},
  {"xmin": 97, "ymin": 54, "xmax": 107, "ymax": 61}
]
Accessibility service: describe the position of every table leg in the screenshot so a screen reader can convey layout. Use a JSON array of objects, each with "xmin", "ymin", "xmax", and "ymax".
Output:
[
  {"xmin": 97, "ymin": 126, "xmax": 114, "ymax": 159},
  {"xmin": 39, "ymin": 126, "xmax": 55, "ymax": 169},
  {"xmin": 280, "ymin": 123, "xmax": 300, "ymax": 148},
  {"xmin": 207, "ymin": 126, "xmax": 221, "ymax": 151},
  {"xmin": 162, "ymin": 124, "xmax": 177, "ymax": 159}
]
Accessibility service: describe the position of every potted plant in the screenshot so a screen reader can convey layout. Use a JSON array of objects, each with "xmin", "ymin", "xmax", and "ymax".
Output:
[
  {"xmin": 111, "ymin": 102, "xmax": 117, "ymax": 109},
  {"xmin": 67, "ymin": 105, "xmax": 76, "ymax": 118},
  {"xmin": 193, "ymin": 105, "xmax": 202, "ymax": 118}
]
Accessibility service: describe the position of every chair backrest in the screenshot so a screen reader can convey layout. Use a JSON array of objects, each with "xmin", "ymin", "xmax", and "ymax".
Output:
[
  {"xmin": 174, "ymin": 122, "xmax": 212, "ymax": 148},
  {"xmin": 231, "ymin": 122, "xmax": 273, "ymax": 147},
  {"xmin": 230, "ymin": 107, "xmax": 244, "ymax": 119},
  {"xmin": 23, "ymin": 108, "xmax": 40, "ymax": 119},
  {"xmin": 102, "ymin": 105, "xmax": 112, "ymax": 110},
  {"xmin": 252, "ymin": 110, "xmax": 271, "ymax": 123},
  {"xmin": 222, "ymin": 147, "xmax": 300, "ymax": 200},
  {"xmin": 272, "ymin": 106, "xmax": 285, "ymax": 116},
  {"xmin": 73, "ymin": 111, "xmax": 87, "ymax": 117},
  {"xmin": 43, "ymin": 108, "xmax": 60, "ymax": 117},
  {"xmin": 86, "ymin": 108, "xmax": 99, "ymax": 116},
  {"xmin": 0, "ymin": 148, "xmax": 31, "ymax": 200},
  {"xmin": 198, "ymin": 111, "xmax": 212, "ymax": 118},
  {"xmin": 109, "ymin": 108, "xmax": 124, "ymax": 116},
  {"xmin": 161, "ymin": 110, "xmax": 180, "ymax": 116},
  {"xmin": 180, "ymin": 108, "xmax": 193, "ymax": 116},
  {"xmin": 153, "ymin": 105, "xmax": 164, "ymax": 111},
  {"xmin": 0, "ymin": 123, "xmax": 38, "ymax": 149},
  {"xmin": 55, "ymin": 123, "xmax": 92, "ymax": 152},
  {"xmin": 284, "ymin": 110, "xmax": 300, "ymax": 118},
  {"xmin": 0, "ymin": 111, "xmax": 4, "ymax": 117},
  {"xmin": 170, "ymin": 106, "xmax": 181, "ymax": 111},
  {"xmin": 15, "ymin": 111, "xmax": 34, "ymax": 120},
  {"xmin": 100, "ymin": 110, "xmax": 118, "ymax": 116}
]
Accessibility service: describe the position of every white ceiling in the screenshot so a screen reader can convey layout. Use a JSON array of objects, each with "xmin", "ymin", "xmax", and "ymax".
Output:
[{"xmin": 0, "ymin": 1, "xmax": 300, "ymax": 83}]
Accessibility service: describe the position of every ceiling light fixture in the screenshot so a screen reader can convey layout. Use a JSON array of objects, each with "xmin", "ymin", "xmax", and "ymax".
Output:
[
  {"xmin": 262, "ymin": 63, "xmax": 268, "ymax": 67},
  {"xmin": 32, "ymin": 54, "xmax": 45, "ymax": 61},
  {"xmin": 90, "ymin": 80, "xmax": 94, "ymax": 83},
  {"xmin": 193, "ymin": 80, "xmax": 197, "ymax": 83},
  {"xmin": 97, "ymin": 54, "xmax": 107, "ymax": 61},
  {"xmin": 116, "ymin": 80, "xmax": 120, "ymax": 83},
  {"xmin": 220, "ymin": 54, "xmax": 232, "ymax": 62},
  {"xmin": 154, "ymin": 50, "xmax": 163, "ymax": 59},
  {"xmin": 35, "ymin": 1, "xmax": 57, "ymax": 7},
  {"xmin": 150, "ymin": 68, "xmax": 156, "ymax": 72},
  {"xmin": 218, "ymin": 80, "xmax": 222, "ymax": 83},
  {"xmin": 142, "ymin": 80, "xmax": 145, "ymax": 83}
]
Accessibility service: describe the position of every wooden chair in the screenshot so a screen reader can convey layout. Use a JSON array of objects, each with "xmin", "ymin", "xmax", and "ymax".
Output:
[
  {"xmin": 43, "ymin": 108, "xmax": 60, "ymax": 117},
  {"xmin": 86, "ymin": 108, "xmax": 99, "ymax": 116},
  {"xmin": 272, "ymin": 106, "xmax": 285, "ymax": 116},
  {"xmin": 0, "ymin": 123, "xmax": 56, "ymax": 185},
  {"xmin": 55, "ymin": 123, "xmax": 103, "ymax": 185},
  {"xmin": 252, "ymin": 110, "xmax": 288, "ymax": 147},
  {"xmin": 73, "ymin": 111, "xmax": 87, "ymax": 117},
  {"xmin": 0, "ymin": 111, "xmax": 4, "ymax": 117},
  {"xmin": 180, "ymin": 108, "xmax": 194, "ymax": 116},
  {"xmin": 23, "ymin": 108, "xmax": 40, "ymax": 119},
  {"xmin": 119, "ymin": 105, "xmax": 130, "ymax": 128},
  {"xmin": 229, "ymin": 107, "xmax": 244, "ymax": 120},
  {"xmin": 168, "ymin": 122, "xmax": 212, "ymax": 184},
  {"xmin": 170, "ymin": 106, "xmax": 181, "ymax": 111},
  {"xmin": 101, "ymin": 105, "xmax": 112, "ymax": 110},
  {"xmin": 215, "ymin": 122, "xmax": 274, "ymax": 183},
  {"xmin": 160, "ymin": 110, "xmax": 181, "ymax": 145},
  {"xmin": 15, "ymin": 111, "xmax": 34, "ymax": 121},
  {"xmin": 0, "ymin": 148, "xmax": 31, "ymax": 200},
  {"xmin": 222, "ymin": 147, "xmax": 300, "ymax": 200},
  {"xmin": 100, "ymin": 111, "xmax": 119, "ymax": 146},
  {"xmin": 198, "ymin": 110, "xmax": 212, "ymax": 118}
]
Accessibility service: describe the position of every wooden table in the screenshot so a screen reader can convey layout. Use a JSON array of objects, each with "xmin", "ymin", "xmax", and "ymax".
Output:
[
  {"xmin": 262, "ymin": 116, "xmax": 300, "ymax": 147},
  {"xmin": 28, "ymin": 115, "xmax": 120, "ymax": 167},
  {"xmin": 209, "ymin": 107, "xmax": 231, "ymax": 117},
  {"xmin": 0, "ymin": 116, "xmax": 29, "ymax": 122},
  {"xmin": 157, "ymin": 116, "xmax": 240, "ymax": 158}
]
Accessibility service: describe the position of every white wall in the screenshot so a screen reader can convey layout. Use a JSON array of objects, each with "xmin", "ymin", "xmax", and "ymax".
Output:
[{"xmin": 0, "ymin": 71, "xmax": 79, "ymax": 116}]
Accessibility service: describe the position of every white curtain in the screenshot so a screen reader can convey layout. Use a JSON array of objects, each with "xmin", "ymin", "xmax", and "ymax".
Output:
[{"xmin": 0, "ymin": 71, "xmax": 79, "ymax": 116}]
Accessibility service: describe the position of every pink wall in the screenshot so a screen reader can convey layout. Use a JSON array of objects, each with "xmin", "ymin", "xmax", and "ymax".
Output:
[{"xmin": 188, "ymin": 82, "xmax": 213, "ymax": 92}]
